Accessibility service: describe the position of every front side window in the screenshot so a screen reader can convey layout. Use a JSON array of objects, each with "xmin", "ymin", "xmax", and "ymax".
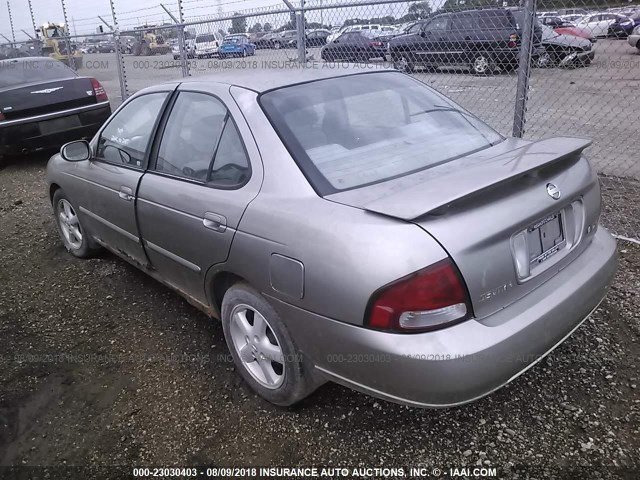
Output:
[
  {"xmin": 424, "ymin": 16, "xmax": 449, "ymax": 32},
  {"xmin": 260, "ymin": 72, "xmax": 503, "ymax": 194},
  {"xmin": 97, "ymin": 92, "xmax": 168, "ymax": 168}
]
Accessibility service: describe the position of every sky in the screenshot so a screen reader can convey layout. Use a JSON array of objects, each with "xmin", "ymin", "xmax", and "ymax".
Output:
[{"xmin": 0, "ymin": 0, "xmax": 436, "ymax": 43}]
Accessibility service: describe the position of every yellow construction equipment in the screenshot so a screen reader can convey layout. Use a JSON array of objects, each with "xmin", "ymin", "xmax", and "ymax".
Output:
[
  {"xmin": 39, "ymin": 22, "xmax": 83, "ymax": 69},
  {"xmin": 132, "ymin": 26, "xmax": 171, "ymax": 56}
]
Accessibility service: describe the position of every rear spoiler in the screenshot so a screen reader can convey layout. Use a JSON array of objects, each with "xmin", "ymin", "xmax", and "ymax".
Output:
[{"xmin": 358, "ymin": 137, "xmax": 592, "ymax": 220}]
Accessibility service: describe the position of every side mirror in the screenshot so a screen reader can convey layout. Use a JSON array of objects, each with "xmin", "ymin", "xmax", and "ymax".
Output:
[{"xmin": 60, "ymin": 140, "xmax": 91, "ymax": 162}]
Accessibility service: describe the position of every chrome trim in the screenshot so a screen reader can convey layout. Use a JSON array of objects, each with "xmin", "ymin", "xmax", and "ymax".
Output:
[
  {"xmin": 144, "ymin": 240, "xmax": 202, "ymax": 273},
  {"xmin": 78, "ymin": 206, "xmax": 139, "ymax": 243},
  {"xmin": 0, "ymin": 101, "xmax": 110, "ymax": 128}
]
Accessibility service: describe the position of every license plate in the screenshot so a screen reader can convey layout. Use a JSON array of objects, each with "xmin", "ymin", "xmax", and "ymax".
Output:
[
  {"xmin": 39, "ymin": 115, "xmax": 81, "ymax": 135},
  {"xmin": 527, "ymin": 213, "xmax": 564, "ymax": 265}
]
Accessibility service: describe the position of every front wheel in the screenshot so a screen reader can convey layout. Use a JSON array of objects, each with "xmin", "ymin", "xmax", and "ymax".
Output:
[
  {"xmin": 273, "ymin": 42, "xmax": 281, "ymax": 50},
  {"xmin": 536, "ymin": 50, "xmax": 557, "ymax": 68},
  {"xmin": 393, "ymin": 54, "xmax": 414, "ymax": 73},
  {"xmin": 221, "ymin": 283, "xmax": 321, "ymax": 406},
  {"xmin": 52, "ymin": 189, "xmax": 101, "ymax": 258}
]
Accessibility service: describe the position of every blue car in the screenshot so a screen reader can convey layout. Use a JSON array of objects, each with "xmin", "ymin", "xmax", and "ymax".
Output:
[{"xmin": 218, "ymin": 36, "xmax": 256, "ymax": 58}]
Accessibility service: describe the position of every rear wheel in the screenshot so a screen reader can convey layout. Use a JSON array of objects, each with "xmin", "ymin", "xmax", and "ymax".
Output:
[
  {"xmin": 536, "ymin": 50, "xmax": 557, "ymax": 68},
  {"xmin": 221, "ymin": 283, "xmax": 321, "ymax": 406},
  {"xmin": 470, "ymin": 52, "xmax": 494, "ymax": 75},
  {"xmin": 52, "ymin": 189, "xmax": 101, "ymax": 258}
]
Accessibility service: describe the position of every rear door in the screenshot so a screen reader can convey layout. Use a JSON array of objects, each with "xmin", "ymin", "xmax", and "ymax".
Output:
[
  {"xmin": 135, "ymin": 84, "xmax": 263, "ymax": 304},
  {"xmin": 77, "ymin": 86, "xmax": 173, "ymax": 267},
  {"xmin": 415, "ymin": 16, "xmax": 450, "ymax": 66}
]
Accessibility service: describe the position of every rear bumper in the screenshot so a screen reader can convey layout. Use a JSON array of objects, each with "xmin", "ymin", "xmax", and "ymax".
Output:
[
  {"xmin": 0, "ymin": 103, "xmax": 110, "ymax": 156},
  {"xmin": 271, "ymin": 227, "xmax": 617, "ymax": 407}
]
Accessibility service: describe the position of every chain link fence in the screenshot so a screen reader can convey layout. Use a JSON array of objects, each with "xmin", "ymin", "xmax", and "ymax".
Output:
[{"xmin": 1, "ymin": 0, "xmax": 638, "ymax": 239}]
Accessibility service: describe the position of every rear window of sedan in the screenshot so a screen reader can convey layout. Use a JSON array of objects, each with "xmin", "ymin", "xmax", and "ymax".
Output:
[
  {"xmin": 260, "ymin": 71, "xmax": 503, "ymax": 194},
  {"xmin": 0, "ymin": 59, "xmax": 76, "ymax": 88}
]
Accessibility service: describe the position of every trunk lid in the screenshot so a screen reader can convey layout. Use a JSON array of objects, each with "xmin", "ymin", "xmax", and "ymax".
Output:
[
  {"xmin": 0, "ymin": 77, "xmax": 98, "ymax": 121},
  {"xmin": 326, "ymin": 137, "xmax": 601, "ymax": 319}
]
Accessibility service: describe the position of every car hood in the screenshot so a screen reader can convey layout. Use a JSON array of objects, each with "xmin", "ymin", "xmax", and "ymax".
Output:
[{"xmin": 544, "ymin": 30, "xmax": 592, "ymax": 48}]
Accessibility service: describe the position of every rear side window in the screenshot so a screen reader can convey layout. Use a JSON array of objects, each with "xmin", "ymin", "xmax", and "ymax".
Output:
[
  {"xmin": 450, "ymin": 13, "xmax": 475, "ymax": 31},
  {"xmin": 0, "ymin": 59, "xmax": 75, "ymax": 88},
  {"xmin": 476, "ymin": 11, "xmax": 515, "ymax": 29}
]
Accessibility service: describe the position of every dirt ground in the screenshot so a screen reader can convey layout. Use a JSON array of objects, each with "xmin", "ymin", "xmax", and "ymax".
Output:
[{"xmin": 0, "ymin": 155, "xmax": 638, "ymax": 479}]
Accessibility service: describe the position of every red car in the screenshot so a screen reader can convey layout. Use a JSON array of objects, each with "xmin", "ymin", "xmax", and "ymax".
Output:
[{"xmin": 541, "ymin": 17, "xmax": 595, "ymax": 42}]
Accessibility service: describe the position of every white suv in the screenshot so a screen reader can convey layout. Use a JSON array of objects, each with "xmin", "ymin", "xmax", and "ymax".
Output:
[{"xmin": 195, "ymin": 32, "xmax": 224, "ymax": 58}]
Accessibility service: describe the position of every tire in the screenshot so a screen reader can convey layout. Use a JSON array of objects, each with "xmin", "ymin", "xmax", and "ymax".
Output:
[
  {"xmin": 221, "ymin": 283, "xmax": 320, "ymax": 406},
  {"xmin": 536, "ymin": 50, "xmax": 557, "ymax": 68},
  {"xmin": 273, "ymin": 42, "xmax": 281, "ymax": 50},
  {"xmin": 470, "ymin": 52, "xmax": 495, "ymax": 75},
  {"xmin": 52, "ymin": 189, "xmax": 101, "ymax": 258},
  {"xmin": 242, "ymin": 49, "xmax": 247, "ymax": 58},
  {"xmin": 394, "ymin": 54, "xmax": 414, "ymax": 73}
]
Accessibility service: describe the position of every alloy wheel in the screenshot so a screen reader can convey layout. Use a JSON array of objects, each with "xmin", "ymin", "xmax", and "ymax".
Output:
[
  {"xmin": 57, "ymin": 199, "xmax": 83, "ymax": 250},
  {"xmin": 229, "ymin": 304, "xmax": 285, "ymax": 389}
]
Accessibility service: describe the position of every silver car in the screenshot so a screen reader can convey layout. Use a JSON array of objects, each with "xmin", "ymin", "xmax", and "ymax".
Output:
[{"xmin": 46, "ymin": 67, "xmax": 617, "ymax": 408}]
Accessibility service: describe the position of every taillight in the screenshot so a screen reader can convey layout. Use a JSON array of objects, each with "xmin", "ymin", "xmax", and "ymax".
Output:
[
  {"xmin": 0, "ymin": 111, "xmax": 4, "ymax": 121},
  {"xmin": 508, "ymin": 34, "xmax": 518, "ymax": 48},
  {"xmin": 371, "ymin": 41, "xmax": 383, "ymax": 47},
  {"xmin": 90, "ymin": 78, "xmax": 108, "ymax": 102},
  {"xmin": 366, "ymin": 259, "xmax": 472, "ymax": 333}
]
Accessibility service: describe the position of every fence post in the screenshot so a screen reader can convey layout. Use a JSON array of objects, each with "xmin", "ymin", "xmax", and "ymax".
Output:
[
  {"xmin": 110, "ymin": 0, "xmax": 129, "ymax": 102},
  {"xmin": 512, "ymin": 0, "xmax": 537, "ymax": 138},
  {"xmin": 60, "ymin": 0, "xmax": 76, "ymax": 71},
  {"xmin": 161, "ymin": 3, "xmax": 189, "ymax": 78},
  {"xmin": 296, "ymin": 12, "xmax": 306, "ymax": 64},
  {"xmin": 6, "ymin": 1, "xmax": 15, "ymax": 44}
]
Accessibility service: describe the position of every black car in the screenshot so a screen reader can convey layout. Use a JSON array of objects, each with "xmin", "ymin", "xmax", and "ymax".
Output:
[
  {"xmin": 269, "ymin": 30, "xmax": 297, "ymax": 49},
  {"xmin": 388, "ymin": 8, "xmax": 543, "ymax": 74},
  {"xmin": 321, "ymin": 31, "xmax": 387, "ymax": 62},
  {"xmin": 287, "ymin": 29, "xmax": 331, "ymax": 48},
  {"xmin": 96, "ymin": 41, "xmax": 116, "ymax": 53},
  {"xmin": 0, "ymin": 57, "xmax": 111, "ymax": 163}
]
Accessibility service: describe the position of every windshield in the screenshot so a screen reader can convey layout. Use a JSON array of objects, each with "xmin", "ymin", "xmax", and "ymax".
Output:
[
  {"xmin": 260, "ymin": 72, "xmax": 503, "ymax": 194},
  {"xmin": 0, "ymin": 59, "xmax": 76, "ymax": 88}
]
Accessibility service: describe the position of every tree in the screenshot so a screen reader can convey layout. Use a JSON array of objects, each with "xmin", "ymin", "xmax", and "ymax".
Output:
[
  {"xmin": 408, "ymin": 1, "xmax": 432, "ymax": 19},
  {"xmin": 263, "ymin": 22, "xmax": 273, "ymax": 32},
  {"xmin": 229, "ymin": 13, "xmax": 247, "ymax": 34},
  {"xmin": 249, "ymin": 22, "xmax": 263, "ymax": 33}
]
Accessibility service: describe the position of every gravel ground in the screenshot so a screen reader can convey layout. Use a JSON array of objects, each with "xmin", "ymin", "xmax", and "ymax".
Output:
[{"xmin": 0, "ymin": 156, "xmax": 639, "ymax": 479}]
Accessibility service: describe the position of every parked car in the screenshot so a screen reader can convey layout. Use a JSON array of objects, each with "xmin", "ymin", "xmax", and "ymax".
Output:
[
  {"xmin": 269, "ymin": 30, "xmax": 297, "ymax": 49},
  {"xmin": 321, "ymin": 31, "xmax": 387, "ymax": 61},
  {"xmin": 0, "ymin": 57, "xmax": 110, "ymax": 163},
  {"xmin": 629, "ymin": 24, "xmax": 640, "ymax": 51},
  {"xmin": 608, "ymin": 14, "xmax": 636, "ymax": 38},
  {"xmin": 172, "ymin": 39, "xmax": 196, "ymax": 59},
  {"xmin": 388, "ymin": 8, "xmax": 543, "ymax": 74},
  {"xmin": 253, "ymin": 32, "xmax": 276, "ymax": 49},
  {"xmin": 195, "ymin": 32, "xmax": 224, "ymax": 58},
  {"xmin": 576, "ymin": 13, "xmax": 631, "ymax": 38},
  {"xmin": 46, "ymin": 67, "xmax": 616, "ymax": 408},
  {"xmin": 286, "ymin": 29, "xmax": 331, "ymax": 48},
  {"xmin": 218, "ymin": 36, "xmax": 256, "ymax": 58},
  {"xmin": 540, "ymin": 17, "xmax": 594, "ymax": 42},
  {"xmin": 556, "ymin": 8, "xmax": 589, "ymax": 16},
  {"xmin": 79, "ymin": 44, "xmax": 97, "ymax": 54},
  {"xmin": 96, "ymin": 41, "xmax": 116, "ymax": 53},
  {"xmin": 537, "ymin": 24, "xmax": 595, "ymax": 67},
  {"xmin": 327, "ymin": 24, "xmax": 387, "ymax": 43}
]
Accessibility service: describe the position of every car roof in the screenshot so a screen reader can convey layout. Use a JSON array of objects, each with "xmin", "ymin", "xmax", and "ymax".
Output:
[{"xmin": 179, "ymin": 65, "xmax": 393, "ymax": 93}]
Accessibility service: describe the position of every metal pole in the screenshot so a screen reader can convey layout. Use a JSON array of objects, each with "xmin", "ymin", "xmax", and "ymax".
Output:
[
  {"xmin": 21, "ymin": 28, "xmax": 35, "ymax": 39},
  {"xmin": 27, "ymin": 0, "xmax": 38, "ymax": 39},
  {"xmin": 98, "ymin": 16, "xmax": 114, "ymax": 31},
  {"xmin": 110, "ymin": 0, "xmax": 128, "ymax": 101},
  {"xmin": 161, "ymin": 3, "xmax": 189, "ymax": 77},
  {"xmin": 512, "ymin": 0, "xmax": 536, "ymax": 138},
  {"xmin": 0, "ymin": 32, "xmax": 11, "ymax": 44},
  {"xmin": 296, "ymin": 0, "xmax": 306, "ymax": 64},
  {"xmin": 60, "ymin": 0, "xmax": 75, "ymax": 70},
  {"xmin": 7, "ymin": 1, "xmax": 15, "ymax": 44}
]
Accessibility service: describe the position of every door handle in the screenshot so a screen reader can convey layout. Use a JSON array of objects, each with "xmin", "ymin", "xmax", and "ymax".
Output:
[
  {"xmin": 118, "ymin": 186, "xmax": 133, "ymax": 201},
  {"xmin": 203, "ymin": 212, "xmax": 227, "ymax": 233}
]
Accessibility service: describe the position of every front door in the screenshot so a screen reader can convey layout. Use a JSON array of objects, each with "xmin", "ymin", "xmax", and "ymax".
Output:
[
  {"xmin": 77, "ymin": 89, "xmax": 172, "ymax": 267},
  {"xmin": 136, "ymin": 86, "xmax": 262, "ymax": 304}
]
